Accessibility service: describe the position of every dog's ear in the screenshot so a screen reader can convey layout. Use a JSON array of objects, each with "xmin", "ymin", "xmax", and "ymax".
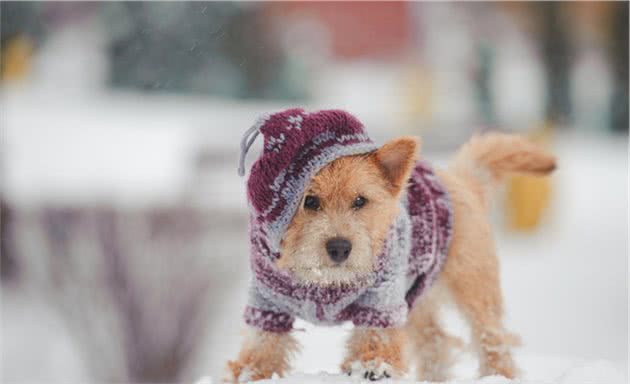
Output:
[{"xmin": 372, "ymin": 136, "xmax": 420, "ymax": 195}]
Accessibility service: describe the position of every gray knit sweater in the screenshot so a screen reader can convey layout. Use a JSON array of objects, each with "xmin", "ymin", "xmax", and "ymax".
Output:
[{"xmin": 239, "ymin": 109, "xmax": 452, "ymax": 332}]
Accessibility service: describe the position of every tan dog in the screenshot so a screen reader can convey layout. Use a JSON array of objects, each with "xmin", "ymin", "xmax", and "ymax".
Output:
[{"xmin": 227, "ymin": 133, "xmax": 555, "ymax": 382}]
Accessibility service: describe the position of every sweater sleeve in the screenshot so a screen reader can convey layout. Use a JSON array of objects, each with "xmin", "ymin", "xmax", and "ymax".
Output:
[{"xmin": 243, "ymin": 284, "xmax": 295, "ymax": 333}]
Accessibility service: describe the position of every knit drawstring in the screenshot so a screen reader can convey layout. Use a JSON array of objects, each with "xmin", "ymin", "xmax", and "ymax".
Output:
[{"xmin": 238, "ymin": 114, "xmax": 269, "ymax": 176}]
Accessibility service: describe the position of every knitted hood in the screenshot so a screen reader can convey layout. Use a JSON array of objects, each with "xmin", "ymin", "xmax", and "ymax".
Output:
[{"xmin": 238, "ymin": 108, "xmax": 377, "ymax": 255}]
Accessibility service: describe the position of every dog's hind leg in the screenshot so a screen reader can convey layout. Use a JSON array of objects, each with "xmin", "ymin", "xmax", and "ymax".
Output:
[
  {"xmin": 444, "ymin": 262, "xmax": 518, "ymax": 379},
  {"xmin": 438, "ymin": 170, "xmax": 519, "ymax": 379},
  {"xmin": 406, "ymin": 285, "xmax": 462, "ymax": 382}
]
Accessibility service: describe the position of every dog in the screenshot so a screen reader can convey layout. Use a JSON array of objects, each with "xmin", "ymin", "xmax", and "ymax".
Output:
[{"xmin": 227, "ymin": 110, "xmax": 555, "ymax": 382}]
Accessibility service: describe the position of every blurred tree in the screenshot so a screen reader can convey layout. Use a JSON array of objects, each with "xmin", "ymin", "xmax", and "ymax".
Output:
[
  {"xmin": 476, "ymin": 42, "xmax": 496, "ymax": 126},
  {"xmin": 538, "ymin": 2, "xmax": 573, "ymax": 126},
  {"xmin": 0, "ymin": 2, "xmax": 42, "ymax": 80},
  {"xmin": 103, "ymin": 2, "xmax": 307, "ymax": 99},
  {"xmin": 0, "ymin": 2, "xmax": 44, "ymax": 47},
  {"xmin": 0, "ymin": 201, "xmax": 19, "ymax": 283},
  {"xmin": 607, "ymin": 1, "xmax": 629, "ymax": 133},
  {"xmin": 5, "ymin": 204, "xmax": 246, "ymax": 382}
]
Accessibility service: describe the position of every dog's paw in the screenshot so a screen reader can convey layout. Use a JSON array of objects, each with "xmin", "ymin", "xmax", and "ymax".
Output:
[
  {"xmin": 344, "ymin": 360, "xmax": 396, "ymax": 381},
  {"xmin": 224, "ymin": 360, "xmax": 266, "ymax": 383},
  {"xmin": 235, "ymin": 367, "xmax": 254, "ymax": 383}
]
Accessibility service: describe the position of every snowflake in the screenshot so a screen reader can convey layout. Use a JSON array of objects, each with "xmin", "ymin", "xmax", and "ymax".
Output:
[
  {"xmin": 287, "ymin": 115, "xmax": 303, "ymax": 130},
  {"xmin": 266, "ymin": 133, "xmax": 286, "ymax": 153}
]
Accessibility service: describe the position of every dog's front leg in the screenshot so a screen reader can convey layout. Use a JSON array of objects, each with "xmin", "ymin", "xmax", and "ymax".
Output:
[
  {"xmin": 226, "ymin": 327, "xmax": 298, "ymax": 383},
  {"xmin": 341, "ymin": 327, "xmax": 408, "ymax": 380}
]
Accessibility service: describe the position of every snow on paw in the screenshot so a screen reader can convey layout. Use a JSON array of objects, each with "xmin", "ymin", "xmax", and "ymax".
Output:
[
  {"xmin": 345, "ymin": 360, "xmax": 396, "ymax": 381},
  {"xmin": 236, "ymin": 367, "xmax": 254, "ymax": 383}
]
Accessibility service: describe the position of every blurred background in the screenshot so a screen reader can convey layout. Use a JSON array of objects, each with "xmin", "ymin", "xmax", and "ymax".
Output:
[{"xmin": 1, "ymin": 2, "xmax": 627, "ymax": 383}]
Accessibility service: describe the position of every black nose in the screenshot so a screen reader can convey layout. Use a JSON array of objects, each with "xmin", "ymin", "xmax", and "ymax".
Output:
[{"xmin": 326, "ymin": 237, "xmax": 352, "ymax": 263}]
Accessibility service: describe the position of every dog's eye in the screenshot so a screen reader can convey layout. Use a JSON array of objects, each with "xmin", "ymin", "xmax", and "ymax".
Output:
[
  {"xmin": 304, "ymin": 195, "xmax": 321, "ymax": 211},
  {"xmin": 352, "ymin": 196, "xmax": 368, "ymax": 209}
]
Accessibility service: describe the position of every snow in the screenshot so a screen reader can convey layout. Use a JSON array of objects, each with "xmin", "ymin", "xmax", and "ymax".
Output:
[
  {"xmin": 555, "ymin": 360, "xmax": 626, "ymax": 383},
  {"xmin": 205, "ymin": 321, "xmax": 627, "ymax": 383},
  {"xmin": 196, "ymin": 359, "xmax": 625, "ymax": 384},
  {"xmin": 1, "ymin": 291, "xmax": 89, "ymax": 383}
]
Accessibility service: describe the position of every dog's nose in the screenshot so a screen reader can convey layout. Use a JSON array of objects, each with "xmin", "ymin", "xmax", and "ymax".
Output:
[{"xmin": 326, "ymin": 237, "xmax": 352, "ymax": 263}]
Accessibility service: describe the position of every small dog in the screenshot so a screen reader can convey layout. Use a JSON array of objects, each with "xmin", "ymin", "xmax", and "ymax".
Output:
[{"xmin": 227, "ymin": 110, "xmax": 555, "ymax": 382}]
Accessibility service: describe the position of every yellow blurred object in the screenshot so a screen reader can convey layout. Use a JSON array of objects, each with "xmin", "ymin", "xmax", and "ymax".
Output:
[
  {"xmin": 399, "ymin": 61, "xmax": 433, "ymax": 133},
  {"xmin": 1, "ymin": 35, "xmax": 34, "ymax": 80},
  {"xmin": 404, "ymin": 64, "xmax": 433, "ymax": 120},
  {"xmin": 505, "ymin": 127, "xmax": 554, "ymax": 231}
]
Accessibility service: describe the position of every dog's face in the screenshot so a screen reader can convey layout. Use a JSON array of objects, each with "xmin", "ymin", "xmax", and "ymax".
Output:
[{"xmin": 277, "ymin": 137, "xmax": 418, "ymax": 285}]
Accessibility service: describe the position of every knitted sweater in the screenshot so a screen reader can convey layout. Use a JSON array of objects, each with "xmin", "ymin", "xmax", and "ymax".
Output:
[{"xmin": 239, "ymin": 109, "xmax": 452, "ymax": 332}]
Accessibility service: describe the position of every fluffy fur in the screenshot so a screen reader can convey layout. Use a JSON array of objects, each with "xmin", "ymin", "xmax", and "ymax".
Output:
[
  {"xmin": 226, "ymin": 328, "xmax": 299, "ymax": 381},
  {"xmin": 226, "ymin": 133, "xmax": 556, "ymax": 382},
  {"xmin": 277, "ymin": 137, "xmax": 417, "ymax": 285}
]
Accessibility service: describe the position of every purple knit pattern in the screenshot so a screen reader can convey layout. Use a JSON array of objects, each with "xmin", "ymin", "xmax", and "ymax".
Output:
[
  {"xmin": 244, "ymin": 307, "xmax": 294, "ymax": 333},
  {"xmin": 241, "ymin": 109, "xmax": 452, "ymax": 333},
  {"xmin": 404, "ymin": 162, "xmax": 453, "ymax": 307},
  {"xmin": 246, "ymin": 109, "xmax": 376, "ymax": 252},
  {"xmin": 244, "ymin": 214, "xmax": 408, "ymax": 331}
]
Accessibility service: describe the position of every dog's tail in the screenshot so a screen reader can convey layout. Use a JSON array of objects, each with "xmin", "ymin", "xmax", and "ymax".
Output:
[{"xmin": 449, "ymin": 133, "xmax": 556, "ymax": 201}]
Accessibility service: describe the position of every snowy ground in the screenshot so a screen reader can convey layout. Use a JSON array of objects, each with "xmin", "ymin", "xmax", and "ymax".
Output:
[{"xmin": 197, "ymin": 357, "xmax": 626, "ymax": 384}]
